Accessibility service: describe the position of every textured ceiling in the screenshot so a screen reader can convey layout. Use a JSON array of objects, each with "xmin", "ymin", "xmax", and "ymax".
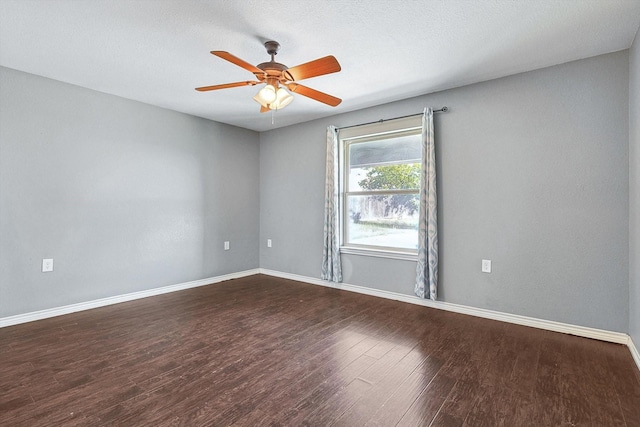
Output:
[{"xmin": 1, "ymin": 0, "xmax": 639, "ymax": 132}]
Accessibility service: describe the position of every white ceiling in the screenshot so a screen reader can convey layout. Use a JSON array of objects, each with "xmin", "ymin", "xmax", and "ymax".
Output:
[{"xmin": 1, "ymin": 0, "xmax": 639, "ymax": 132}]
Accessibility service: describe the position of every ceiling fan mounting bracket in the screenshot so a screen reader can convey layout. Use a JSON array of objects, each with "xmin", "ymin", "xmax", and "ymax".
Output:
[{"xmin": 264, "ymin": 40, "xmax": 280, "ymax": 56}]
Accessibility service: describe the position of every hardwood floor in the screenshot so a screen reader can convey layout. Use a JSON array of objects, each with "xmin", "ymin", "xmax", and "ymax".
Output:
[{"xmin": 1, "ymin": 274, "xmax": 639, "ymax": 426}]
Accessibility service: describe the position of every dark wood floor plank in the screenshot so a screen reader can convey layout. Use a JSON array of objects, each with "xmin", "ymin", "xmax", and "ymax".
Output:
[
  {"xmin": 395, "ymin": 372, "xmax": 457, "ymax": 426},
  {"xmin": 178, "ymin": 308, "xmax": 391, "ymax": 425},
  {"xmin": 230, "ymin": 334, "xmax": 380, "ymax": 426},
  {"xmin": 332, "ymin": 345, "xmax": 429, "ymax": 426},
  {"xmin": 299, "ymin": 377, "xmax": 372, "ymax": 425},
  {"xmin": 461, "ymin": 383, "xmax": 513, "ymax": 427},
  {"xmin": 429, "ymin": 379, "xmax": 479, "ymax": 427},
  {"xmin": 360, "ymin": 370, "xmax": 434, "ymax": 427},
  {"xmin": 219, "ymin": 296, "xmax": 412, "ymax": 424},
  {"xmin": 604, "ymin": 341, "xmax": 640, "ymax": 425},
  {"xmin": 270, "ymin": 353, "xmax": 379, "ymax": 425},
  {"xmin": 0, "ymin": 274, "xmax": 638, "ymax": 426},
  {"xmin": 561, "ymin": 336, "xmax": 626, "ymax": 426}
]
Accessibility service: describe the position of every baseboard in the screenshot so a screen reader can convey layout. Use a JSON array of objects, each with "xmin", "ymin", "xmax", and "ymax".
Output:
[
  {"xmin": 259, "ymin": 268, "xmax": 630, "ymax": 345},
  {"xmin": 629, "ymin": 337, "xmax": 640, "ymax": 373},
  {"xmin": 0, "ymin": 269, "xmax": 260, "ymax": 328}
]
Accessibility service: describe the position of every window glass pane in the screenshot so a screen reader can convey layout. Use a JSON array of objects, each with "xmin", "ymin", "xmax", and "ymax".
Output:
[
  {"xmin": 349, "ymin": 134, "xmax": 421, "ymax": 167},
  {"xmin": 346, "ymin": 194, "xmax": 418, "ymax": 250},
  {"xmin": 348, "ymin": 162, "xmax": 421, "ymax": 192},
  {"xmin": 348, "ymin": 134, "xmax": 421, "ymax": 192}
]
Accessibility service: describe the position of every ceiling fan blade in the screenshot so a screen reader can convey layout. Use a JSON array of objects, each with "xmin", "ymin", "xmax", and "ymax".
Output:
[
  {"xmin": 195, "ymin": 81, "xmax": 260, "ymax": 91},
  {"xmin": 287, "ymin": 83, "xmax": 342, "ymax": 107},
  {"xmin": 284, "ymin": 56, "xmax": 341, "ymax": 81},
  {"xmin": 212, "ymin": 51, "xmax": 264, "ymax": 75}
]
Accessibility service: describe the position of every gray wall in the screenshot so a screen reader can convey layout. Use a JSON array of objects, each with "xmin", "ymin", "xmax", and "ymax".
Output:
[
  {"xmin": 630, "ymin": 30, "xmax": 640, "ymax": 344},
  {"xmin": 260, "ymin": 51, "xmax": 629, "ymax": 333},
  {"xmin": 0, "ymin": 66, "xmax": 260, "ymax": 318}
]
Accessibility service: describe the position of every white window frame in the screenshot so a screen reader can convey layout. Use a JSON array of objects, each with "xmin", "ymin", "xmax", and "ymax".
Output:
[{"xmin": 338, "ymin": 115, "xmax": 422, "ymax": 261}]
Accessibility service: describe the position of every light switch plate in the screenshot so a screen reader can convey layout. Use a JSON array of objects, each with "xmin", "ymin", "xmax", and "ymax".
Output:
[
  {"xmin": 42, "ymin": 258, "xmax": 54, "ymax": 272},
  {"xmin": 267, "ymin": 239, "xmax": 272, "ymax": 248},
  {"xmin": 481, "ymin": 259, "xmax": 492, "ymax": 273},
  {"xmin": 224, "ymin": 241, "xmax": 230, "ymax": 251}
]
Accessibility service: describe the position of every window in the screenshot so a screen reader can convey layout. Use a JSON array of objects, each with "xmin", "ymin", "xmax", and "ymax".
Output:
[{"xmin": 339, "ymin": 116, "xmax": 422, "ymax": 259}]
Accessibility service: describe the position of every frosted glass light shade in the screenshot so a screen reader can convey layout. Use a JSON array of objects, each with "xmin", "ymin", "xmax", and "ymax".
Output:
[
  {"xmin": 257, "ymin": 85, "xmax": 276, "ymax": 103},
  {"xmin": 269, "ymin": 88, "xmax": 294, "ymax": 110},
  {"xmin": 253, "ymin": 93, "xmax": 268, "ymax": 108}
]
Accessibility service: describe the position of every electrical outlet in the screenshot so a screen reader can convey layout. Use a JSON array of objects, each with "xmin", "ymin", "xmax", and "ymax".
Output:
[
  {"xmin": 42, "ymin": 258, "xmax": 54, "ymax": 272},
  {"xmin": 224, "ymin": 241, "xmax": 230, "ymax": 251},
  {"xmin": 267, "ymin": 239, "xmax": 272, "ymax": 248},
  {"xmin": 481, "ymin": 259, "xmax": 492, "ymax": 273}
]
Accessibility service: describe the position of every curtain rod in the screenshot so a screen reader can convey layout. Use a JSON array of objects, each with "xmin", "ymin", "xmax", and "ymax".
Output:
[{"xmin": 337, "ymin": 107, "xmax": 448, "ymax": 131}]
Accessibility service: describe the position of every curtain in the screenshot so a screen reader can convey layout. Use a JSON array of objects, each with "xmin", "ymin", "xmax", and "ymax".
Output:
[
  {"xmin": 415, "ymin": 108, "xmax": 439, "ymax": 300},
  {"xmin": 321, "ymin": 125, "xmax": 342, "ymax": 282}
]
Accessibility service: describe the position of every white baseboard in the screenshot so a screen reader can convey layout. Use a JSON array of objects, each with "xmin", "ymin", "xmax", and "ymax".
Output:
[
  {"xmin": 0, "ymin": 269, "xmax": 260, "ymax": 328},
  {"xmin": 259, "ymin": 268, "xmax": 630, "ymax": 345}
]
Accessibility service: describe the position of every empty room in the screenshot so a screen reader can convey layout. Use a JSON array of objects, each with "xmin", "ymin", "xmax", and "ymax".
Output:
[{"xmin": 1, "ymin": 0, "xmax": 640, "ymax": 425}]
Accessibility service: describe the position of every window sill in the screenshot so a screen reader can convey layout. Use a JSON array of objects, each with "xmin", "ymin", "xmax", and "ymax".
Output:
[{"xmin": 340, "ymin": 246, "xmax": 417, "ymax": 261}]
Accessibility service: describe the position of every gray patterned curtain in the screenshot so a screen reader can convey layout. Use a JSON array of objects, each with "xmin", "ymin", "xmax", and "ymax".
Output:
[
  {"xmin": 321, "ymin": 126, "xmax": 342, "ymax": 282},
  {"xmin": 415, "ymin": 108, "xmax": 438, "ymax": 300}
]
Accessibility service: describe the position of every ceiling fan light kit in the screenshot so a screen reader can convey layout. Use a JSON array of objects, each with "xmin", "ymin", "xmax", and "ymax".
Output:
[
  {"xmin": 196, "ymin": 40, "xmax": 341, "ymax": 113},
  {"xmin": 252, "ymin": 86, "xmax": 293, "ymax": 110}
]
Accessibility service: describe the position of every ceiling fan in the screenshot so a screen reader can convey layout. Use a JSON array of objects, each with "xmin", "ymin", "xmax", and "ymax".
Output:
[{"xmin": 196, "ymin": 41, "xmax": 342, "ymax": 112}]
